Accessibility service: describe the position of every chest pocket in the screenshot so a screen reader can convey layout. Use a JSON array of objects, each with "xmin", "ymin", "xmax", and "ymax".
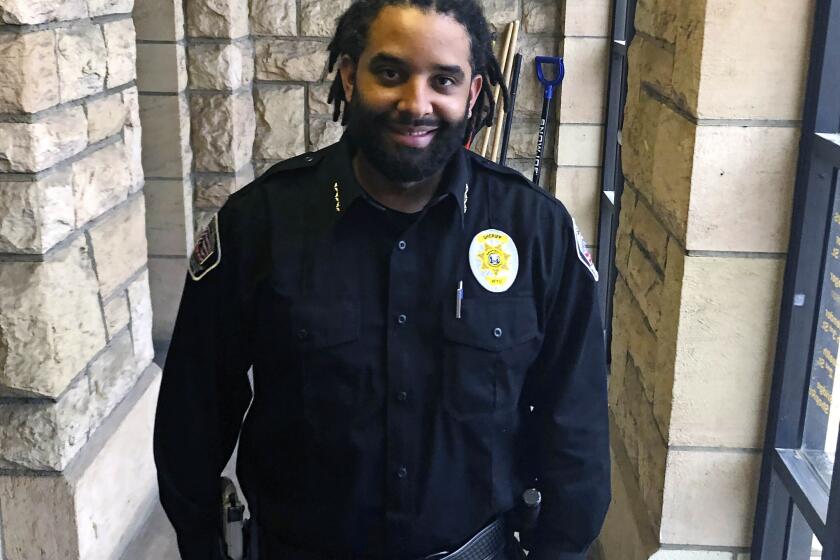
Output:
[
  {"xmin": 440, "ymin": 297, "xmax": 540, "ymax": 421},
  {"xmin": 289, "ymin": 299, "xmax": 378, "ymax": 428}
]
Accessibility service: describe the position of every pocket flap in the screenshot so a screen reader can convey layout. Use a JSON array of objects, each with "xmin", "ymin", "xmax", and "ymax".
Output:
[
  {"xmin": 289, "ymin": 299, "xmax": 359, "ymax": 349},
  {"xmin": 441, "ymin": 297, "xmax": 539, "ymax": 351}
]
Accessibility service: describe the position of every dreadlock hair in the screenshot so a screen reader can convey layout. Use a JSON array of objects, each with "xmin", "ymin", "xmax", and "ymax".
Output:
[{"xmin": 326, "ymin": 0, "xmax": 509, "ymax": 144}]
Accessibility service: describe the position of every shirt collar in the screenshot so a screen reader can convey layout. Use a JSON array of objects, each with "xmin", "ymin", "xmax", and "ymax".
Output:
[{"xmin": 330, "ymin": 133, "xmax": 472, "ymax": 228}]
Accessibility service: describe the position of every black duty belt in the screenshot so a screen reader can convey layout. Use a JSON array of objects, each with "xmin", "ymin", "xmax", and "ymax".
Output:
[
  {"xmin": 258, "ymin": 517, "xmax": 508, "ymax": 560},
  {"xmin": 420, "ymin": 518, "xmax": 506, "ymax": 560}
]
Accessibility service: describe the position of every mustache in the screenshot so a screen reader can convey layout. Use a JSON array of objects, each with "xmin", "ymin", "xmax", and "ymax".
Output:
[{"xmin": 378, "ymin": 112, "xmax": 443, "ymax": 128}]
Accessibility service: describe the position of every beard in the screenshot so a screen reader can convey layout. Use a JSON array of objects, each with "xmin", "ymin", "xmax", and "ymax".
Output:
[{"xmin": 345, "ymin": 91, "xmax": 469, "ymax": 184}]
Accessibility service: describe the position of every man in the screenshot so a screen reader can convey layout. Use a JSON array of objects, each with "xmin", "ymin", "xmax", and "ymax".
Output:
[{"xmin": 153, "ymin": 1, "xmax": 610, "ymax": 559}]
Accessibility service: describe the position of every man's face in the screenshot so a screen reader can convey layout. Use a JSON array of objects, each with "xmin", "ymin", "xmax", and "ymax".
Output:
[{"xmin": 340, "ymin": 6, "xmax": 483, "ymax": 183}]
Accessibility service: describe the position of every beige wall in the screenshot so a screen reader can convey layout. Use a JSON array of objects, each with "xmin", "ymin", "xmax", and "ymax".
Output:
[
  {"xmin": 601, "ymin": 0, "xmax": 815, "ymax": 558},
  {"xmin": 0, "ymin": 0, "xmax": 161, "ymax": 558}
]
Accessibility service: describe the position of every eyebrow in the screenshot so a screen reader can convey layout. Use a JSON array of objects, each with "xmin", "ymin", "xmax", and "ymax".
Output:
[{"xmin": 368, "ymin": 53, "xmax": 466, "ymax": 79}]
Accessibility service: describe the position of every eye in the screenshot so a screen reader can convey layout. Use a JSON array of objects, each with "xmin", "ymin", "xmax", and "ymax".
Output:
[
  {"xmin": 378, "ymin": 68, "xmax": 401, "ymax": 82},
  {"xmin": 435, "ymin": 75, "xmax": 457, "ymax": 88}
]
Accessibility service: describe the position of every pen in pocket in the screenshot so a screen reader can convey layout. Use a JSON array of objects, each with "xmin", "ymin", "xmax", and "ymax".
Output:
[{"xmin": 456, "ymin": 281, "xmax": 463, "ymax": 319}]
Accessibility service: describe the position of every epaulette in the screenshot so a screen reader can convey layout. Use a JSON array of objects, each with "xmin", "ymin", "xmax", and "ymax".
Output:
[{"xmin": 259, "ymin": 150, "xmax": 328, "ymax": 181}]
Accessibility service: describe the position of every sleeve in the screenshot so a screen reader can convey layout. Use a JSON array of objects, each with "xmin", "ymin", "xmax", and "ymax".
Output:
[
  {"xmin": 526, "ymin": 216, "xmax": 611, "ymax": 560},
  {"xmin": 153, "ymin": 199, "xmax": 263, "ymax": 560}
]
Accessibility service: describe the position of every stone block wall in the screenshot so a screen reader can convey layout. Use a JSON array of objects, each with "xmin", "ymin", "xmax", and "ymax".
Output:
[
  {"xmin": 600, "ymin": 0, "xmax": 815, "ymax": 558},
  {"xmin": 0, "ymin": 1, "xmax": 160, "ymax": 558}
]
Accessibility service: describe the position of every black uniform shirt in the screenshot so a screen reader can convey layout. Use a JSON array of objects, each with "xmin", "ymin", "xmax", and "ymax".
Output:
[{"xmin": 153, "ymin": 137, "xmax": 610, "ymax": 560}]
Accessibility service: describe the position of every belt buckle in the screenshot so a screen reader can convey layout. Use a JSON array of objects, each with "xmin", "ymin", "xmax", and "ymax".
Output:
[{"xmin": 421, "ymin": 552, "xmax": 450, "ymax": 560}]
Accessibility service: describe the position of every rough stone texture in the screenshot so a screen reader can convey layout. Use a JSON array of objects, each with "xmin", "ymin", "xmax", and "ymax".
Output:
[
  {"xmin": 122, "ymin": 102, "xmax": 146, "ymax": 194},
  {"xmin": 555, "ymin": 125, "xmax": 603, "ymax": 167},
  {"xmin": 523, "ymin": 0, "xmax": 558, "ymax": 34},
  {"xmin": 0, "ymin": 169, "xmax": 74, "ymax": 254},
  {"xmin": 0, "ymin": 237, "xmax": 106, "ymax": 398},
  {"xmin": 250, "ymin": 0, "xmax": 296, "ymax": 36},
  {"xmin": 0, "ymin": 376, "xmax": 90, "ymax": 470},
  {"xmin": 103, "ymin": 292, "xmax": 131, "ymax": 340},
  {"xmin": 558, "ymin": 38, "xmax": 609, "ymax": 124},
  {"xmin": 563, "ymin": 0, "xmax": 611, "ymax": 37},
  {"xmin": 87, "ymin": 0, "xmax": 133, "ymax": 17},
  {"xmin": 254, "ymin": 86, "xmax": 306, "ymax": 161},
  {"xmin": 127, "ymin": 269, "xmax": 155, "ymax": 370},
  {"xmin": 133, "ymin": 0, "xmax": 185, "ymax": 41},
  {"xmin": 622, "ymin": 88, "xmax": 695, "ymax": 244},
  {"xmin": 689, "ymin": 0, "xmax": 814, "ymax": 120},
  {"xmin": 139, "ymin": 94, "xmax": 192, "ymax": 177},
  {"xmin": 0, "ymin": 0, "xmax": 86, "ymax": 24},
  {"xmin": 144, "ymin": 178, "xmax": 194, "ymax": 255},
  {"xmin": 478, "ymin": 0, "xmax": 521, "ymax": 28},
  {"xmin": 149, "ymin": 257, "xmax": 187, "ymax": 343},
  {"xmin": 635, "ymin": 0, "xmax": 680, "ymax": 44},
  {"xmin": 87, "ymin": 330, "xmax": 142, "ymax": 427},
  {"xmin": 661, "ymin": 450, "xmax": 761, "ymax": 547},
  {"xmin": 0, "ymin": 105, "xmax": 88, "ymax": 173},
  {"xmin": 0, "ymin": 473, "xmax": 79, "ymax": 558},
  {"xmin": 186, "ymin": 0, "xmax": 249, "ymax": 39},
  {"xmin": 194, "ymin": 167, "xmax": 254, "ymax": 209},
  {"xmin": 309, "ymin": 118, "xmax": 344, "ymax": 152},
  {"xmin": 308, "ymin": 83, "xmax": 334, "ymax": 117},
  {"xmin": 73, "ymin": 142, "xmax": 134, "ymax": 227},
  {"xmin": 88, "ymin": 196, "xmax": 148, "ymax": 297},
  {"xmin": 671, "ymin": 256, "xmax": 783, "ymax": 449},
  {"xmin": 56, "ymin": 24, "xmax": 107, "ymax": 103},
  {"xmin": 191, "ymin": 92, "xmax": 256, "ymax": 172},
  {"xmin": 103, "ymin": 19, "xmax": 137, "ymax": 89},
  {"xmin": 554, "ymin": 167, "xmax": 600, "ymax": 243},
  {"xmin": 0, "ymin": 372, "xmax": 160, "ymax": 559},
  {"xmin": 86, "ymin": 92, "xmax": 129, "ymax": 144},
  {"xmin": 506, "ymin": 119, "xmax": 555, "ymax": 161},
  {"xmin": 0, "ymin": 31, "xmax": 60, "ymax": 114},
  {"xmin": 687, "ymin": 126, "xmax": 798, "ymax": 253},
  {"xmin": 188, "ymin": 42, "xmax": 254, "ymax": 91},
  {"xmin": 300, "ymin": 0, "xmax": 351, "ymax": 37},
  {"xmin": 512, "ymin": 35, "xmax": 561, "ymax": 115},
  {"xmin": 137, "ymin": 43, "xmax": 188, "ymax": 93},
  {"xmin": 255, "ymin": 38, "xmax": 330, "ymax": 82}
]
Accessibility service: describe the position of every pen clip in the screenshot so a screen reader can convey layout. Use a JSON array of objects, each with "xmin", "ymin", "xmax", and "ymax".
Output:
[{"xmin": 456, "ymin": 281, "xmax": 463, "ymax": 319}]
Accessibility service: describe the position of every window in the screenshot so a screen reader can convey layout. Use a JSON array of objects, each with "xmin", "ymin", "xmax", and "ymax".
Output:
[
  {"xmin": 753, "ymin": 2, "xmax": 840, "ymax": 558},
  {"xmin": 597, "ymin": 0, "xmax": 637, "ymax": 357}
]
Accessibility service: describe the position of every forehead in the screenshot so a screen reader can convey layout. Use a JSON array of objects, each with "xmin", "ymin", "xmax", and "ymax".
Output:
[{"xmin": 362, "ymin": 6, "xmax": 473, "ymax": 69}]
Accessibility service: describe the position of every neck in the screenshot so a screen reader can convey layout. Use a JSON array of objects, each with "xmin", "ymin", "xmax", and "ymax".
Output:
[{"xmin": 352, "ymin": 152, "xmax": 444, "ymax": 214}]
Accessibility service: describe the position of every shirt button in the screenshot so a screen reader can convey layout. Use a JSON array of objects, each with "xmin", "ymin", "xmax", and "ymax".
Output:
[
  {"xmin": 396, "ymin": 391, "xmax": 408, "ymax": 402},
  {"xmin": 493, "ymin": 327, "xmax": 503, "ymax": 338},
  {"xmin": 398, "ymin": 240, "xmax": 407, "ymax": 250},
  {"xmin": 297, "ymin": 328, "xmax": 309, "ymax": 340},
  {"xmin": 397, "ymin": 314, "xmax": 407, "ymax": 325},
  {"xmin": 397, "ymin": 466, "xmax": 408, "ymax": 479}
]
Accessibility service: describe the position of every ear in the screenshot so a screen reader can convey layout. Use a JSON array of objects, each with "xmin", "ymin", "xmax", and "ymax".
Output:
[
  {"xmin": 338, "ymin": 55, "xmax": 357, "ymax": 102},
  {"xmin": 468, "ymin": 74, "xmax": 483, "ymax": 115}
]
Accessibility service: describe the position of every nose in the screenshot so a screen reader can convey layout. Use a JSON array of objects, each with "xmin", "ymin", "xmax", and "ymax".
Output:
[{"xmin": 396, "ymin": 77, "xmax": 433, "ymax": 119}]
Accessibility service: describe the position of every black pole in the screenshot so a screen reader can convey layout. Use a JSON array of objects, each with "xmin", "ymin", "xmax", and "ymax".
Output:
[{"xmin": 498, "ymin": 53, "xmax": 522, "ymax": 167}]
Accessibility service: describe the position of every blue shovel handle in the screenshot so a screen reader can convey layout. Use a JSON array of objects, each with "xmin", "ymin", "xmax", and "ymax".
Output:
[{"xmin": 535, "ymin": 56, "xmax": 565, "ymax": 100}]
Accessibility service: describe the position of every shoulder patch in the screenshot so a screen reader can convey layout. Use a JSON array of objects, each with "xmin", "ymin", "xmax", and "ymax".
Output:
[
  {"xmin": 189, "ymin": 214, "xmax": 221, "ymax": 281},
  {"xmin": 573, "ymin": 219, "xmax": 599, "ymax": 282}
]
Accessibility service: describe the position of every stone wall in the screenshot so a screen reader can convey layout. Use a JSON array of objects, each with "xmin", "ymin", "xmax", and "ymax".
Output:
[
  {"xmin": 134, "ymin": 0, "xmax": 615, "ymax": 343},
  {"xmin": 0, "ymin": 1, "xmax": 160, "ymax": 558},
  {"xmin": 600, "ymin": 0, "xmax": 814, "ymax": 558}
]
